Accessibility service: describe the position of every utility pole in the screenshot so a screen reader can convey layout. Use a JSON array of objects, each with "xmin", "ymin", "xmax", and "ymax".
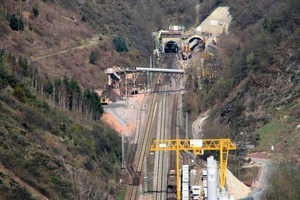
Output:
[
  {"xmin": 180, "ymin": 77, "xmax": 183, "ymax": 134},
  {"xmin": 185, "ymin": 111, "xmax": 189, "ymax": 139},
  {"xmin": 143, "ymin": 158, "xmax": 148, "ymax": 192},
  {"xmin": 121, "ymin": 127, "xmax": 126, "ymax": 170},
  {"xmin": 125, "ymin": 72, "xmax": 128, "ymax": 108},
  {"xmin": 149, "ymin": 55, "xmax": 153, "ymax": 91},
  {"xmin": 147, "ymin": 57, "xmax": 150, "ymax": 92}
]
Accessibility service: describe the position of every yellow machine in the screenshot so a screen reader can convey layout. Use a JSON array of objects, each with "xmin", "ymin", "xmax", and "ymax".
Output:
[{"xmin": 150, "ymin": 138, "xmax": 236, "ymax": 200}]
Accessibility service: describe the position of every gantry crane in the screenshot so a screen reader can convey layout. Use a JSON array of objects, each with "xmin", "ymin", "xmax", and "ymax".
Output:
[{"xmin": 150, "ymin": 138, "xmax": 236, "ymax": 200}]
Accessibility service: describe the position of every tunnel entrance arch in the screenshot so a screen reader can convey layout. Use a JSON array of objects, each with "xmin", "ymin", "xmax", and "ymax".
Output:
[
  {"xmin": 164, "ymin": 40, "xmax": 179, "ymax": 53},
  {"xmin": 189, "ymin": 37, "xmax": 203, "ymax": 44}
]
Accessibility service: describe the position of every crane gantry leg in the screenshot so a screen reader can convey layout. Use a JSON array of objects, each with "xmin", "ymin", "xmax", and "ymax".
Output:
[{"xmin": 176, "ymin": 149, "xmax": 180, "ymax": 200}]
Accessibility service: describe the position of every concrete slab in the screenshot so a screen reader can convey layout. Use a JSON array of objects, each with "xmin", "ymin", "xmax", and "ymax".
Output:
[{"xmin": 196, "ymin": 6, "xmax": 232, "ymax": 36}]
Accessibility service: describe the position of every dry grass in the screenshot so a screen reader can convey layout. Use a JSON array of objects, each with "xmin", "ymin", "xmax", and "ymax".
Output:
[{"xmin": 0, "ymin": 0, "xmax": 127, "ymax": 89}]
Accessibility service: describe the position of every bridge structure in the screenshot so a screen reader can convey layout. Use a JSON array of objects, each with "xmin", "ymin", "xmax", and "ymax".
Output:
[{"xmin": 104, "ymin": 66, "xmax": 184, "ymax": 96}]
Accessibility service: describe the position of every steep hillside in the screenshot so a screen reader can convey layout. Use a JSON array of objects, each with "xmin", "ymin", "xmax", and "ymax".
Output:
[
  {"xmin": 215, "ymin": 0, "xmax": 299, "ymax": 151},
  {"xmin": 184, "ymin": 0, "xmax": 300, "ymax": 198},
  {"xmin": 0, "ymin": 51, "xmax": 122, "ymax": 199},
  {"xmin": 0, "ymin": 0, "xmax": 205, "ymax": 199},
  {"xmin": 0, "ymin": 0, "xmax": 200, "ymax": 89},
  {"xmin": 185, "ymin": 0, "xmax": 300, "ymax": 151}
]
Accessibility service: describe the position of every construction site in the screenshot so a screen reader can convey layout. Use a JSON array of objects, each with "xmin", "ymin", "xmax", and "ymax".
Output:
[{"xmin": 99, "ymin": 6, "xmax": 267, "ymax": 200}]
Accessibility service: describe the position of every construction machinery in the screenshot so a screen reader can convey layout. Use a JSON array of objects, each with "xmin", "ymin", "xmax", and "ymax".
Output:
[{"xmin": 150, "ymin": 138, "xmax": 236, "ymax": 200}]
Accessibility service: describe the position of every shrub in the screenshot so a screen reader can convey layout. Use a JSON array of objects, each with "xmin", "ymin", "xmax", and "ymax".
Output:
[
  {"xmin": 264, "ymin": 157, "xmax": 300, "ymax": 200},
  {"xmin": 49, "ymin": 175, "xmax": 73, "ymax": 198},
  {"xmin": 13, "ymin": 85, "xmax": 27, "ymax": 103}
]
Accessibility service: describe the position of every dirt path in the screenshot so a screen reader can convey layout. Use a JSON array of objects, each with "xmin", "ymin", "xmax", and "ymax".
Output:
[
  {"xmin": 0, "ymin": 162, "xmax": 49, "ymax": 200},
  {"xmin": 31, "ymin": 37, "xmax": 98, "ymax": 62},
  {"xmin": 192, "ymin": 110, "xmax": 209, "ymax": 139}
]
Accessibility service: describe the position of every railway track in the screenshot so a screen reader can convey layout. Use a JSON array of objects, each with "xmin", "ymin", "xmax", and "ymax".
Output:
[
  {"xmin": 126, "ymin": 53, "xmax": 178, "ymax": 200},
  {"xmin": 153, "ymin": 54, "xmax": 171, "ymax": 200},
  {"xmin": 166, "ymin": 82, "xmax": 179, "ymax": 200},
  {"xmin": 183, "ymin": 150, "xmax": 207, "ymax": 168},
  {"xmin": 126, "ymin": 89, "xmax": 158, "ymax": 200},
  {"xmin": 153, "ymin": 53, "xmax": 179, "ymax": 200},
  {"xmin": 154, "ymin": 84, "xmax": 171, "ymax": 200}
]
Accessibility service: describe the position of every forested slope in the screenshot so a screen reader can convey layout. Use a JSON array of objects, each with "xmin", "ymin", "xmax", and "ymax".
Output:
[
  {"xmin": 184, "ymin": 0, "xmax": 300, "ymax": 199},
  {"xmin": 0, "ymin": 0, "xmax": 206, "ymax": 199},
  {"xmin": 3, "ymin": 0, "xmax": 298, "ymax": 198},
  {"xmin": 0, "ymin": 51, "xmax": 122, "ymax": 199},
  {"xmin": 0, "ymin": 0, "xmax": 201, "ymax": 89}
]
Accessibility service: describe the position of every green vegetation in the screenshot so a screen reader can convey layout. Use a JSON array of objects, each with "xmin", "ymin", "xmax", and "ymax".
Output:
[
  {"xmin": 89, "ymin": 51, "xmax": 97, "ymax": 64},
  {"xmin": 255, "ymin": 121, "xmax": 283, "ymax": 151},
  {"xmin": 1, "ymin": 0, "xmax": 299, "ymax": 198},
  {"xmin": 263, "ymin": 157, "xmax": 300, "ymax": 200},
  {"xmin": 81, "ymin": 15, "xmax": 88, "ymax": 22},
  {"xmin": 116, "ymin": 186, "xmax": 126, "ymax": 200},
  {"xmin": 13, "ymin": 85, "xmax": 27, "ymax": 103},
  {"xmin": 113, "ymin": 36, "xmax": 129, "ymax": 53},
  {"xmin": 9, "ymin": 14, "xmax": 24, "ymax": 31},
  {"xmin": 0, "ymin": 172, "xmax": 34, "ymax": 200},
  {"xmin": 32, "ymin": 6, "xmax": 39, "ymax": 18},
  {"xmin": 1, "ymin": 53, "xmax": 104, "ymax": 119},
  {"xmin": 0, "ymin": 47, "xmax": 121, "ymax": 199},
  {"xmin": 185, "ymin": 0, "xmax": 300, "ymax": 137}
]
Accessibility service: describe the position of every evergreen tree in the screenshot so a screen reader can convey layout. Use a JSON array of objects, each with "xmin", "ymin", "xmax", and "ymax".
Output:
[
  {"xmin": 54, "ymin": 77, "xmax": 63, "ymax": 106},
  {"xmin": 33, "ymin": 6, "xmax": 39, "ymax": 18},
  {"xmin": 18, "ymin": 56, "xmax": 30, "ymax": 76},
  {"xmin": 89, "ymin": 51, "xmax": 97, "ymax": 65},
  {"xmin": 113, "ymin": 36, "xmax": 128, "ymax": 52},
  {"xmin": 0, "ymin": 53, "xmax": 10, "ymax": 90},
  {"xmin": 44, "ymin": 75, "xmax": 53, "ymax": 96},
  {"xmin": 81, "ymin": 15, "xmax": 87, "ymax": 22},
  {"xmin": 9, "ymin": 15, "xmax": 24, "ymax": 31}
]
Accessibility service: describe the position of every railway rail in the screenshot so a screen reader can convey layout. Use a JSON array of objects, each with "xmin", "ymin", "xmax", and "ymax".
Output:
[
  {"xmin": 154, "ymin": 53, "xmax": 180, "ymax": 200},
  {"xmin": 167, "ymin": 82, "xmax": 179, "ymax": 200},
  {"xmin": 126, "ymin": 53, "xmax": 179, "ymax": 200},
  {"xmin": 153, "ymin": 84, "xmax": 168, "ymax": 200},
  {"xmin": 153, "ymin": 53, "xmax": 177, "ymax": 200},
  {"xmin": 126, "ymin": 88, "xmax": 158, "ymax": 200}
]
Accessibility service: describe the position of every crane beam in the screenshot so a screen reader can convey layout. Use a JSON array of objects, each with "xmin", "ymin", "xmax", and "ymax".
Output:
[{"xmin": 150, "ymin": 138, "xmax": 236, "ymax": 200}]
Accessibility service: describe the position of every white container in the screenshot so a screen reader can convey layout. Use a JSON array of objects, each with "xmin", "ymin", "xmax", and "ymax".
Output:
[
  {"xmin": 182, "ymin": 190, "xmax": 189, "ymax": 198},
  {"xmin": 182, "ymin": 182, "xmax": 189, "ymax": 190},
  {"xmin": 204, "ymin": 188, "xmax": 208, "ymax": 197},
  {"xmin": 192, "ymin": 185, "xmax": 201, "ymax": 196},
  {"xmin": 182, "ymin": 177, "xmax": 189, "ymax": 183}
]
